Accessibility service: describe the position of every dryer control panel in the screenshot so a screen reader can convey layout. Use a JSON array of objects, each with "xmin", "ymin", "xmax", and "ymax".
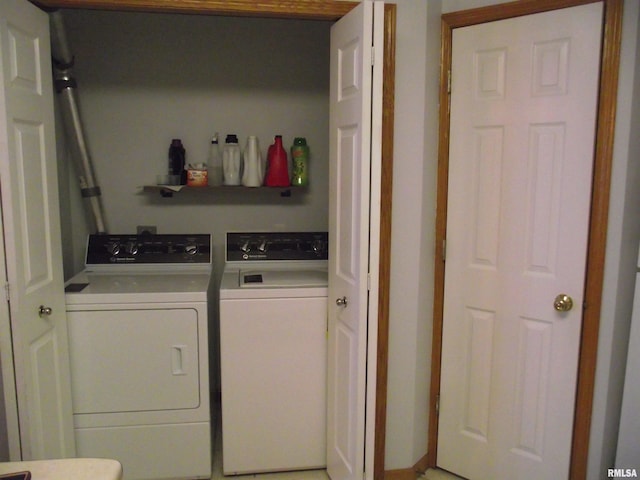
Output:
[
  {"xmin": 226, "ymin": 232, "xmax": 328, "ymax": 261},
  {"xmin": 86, "ymin": 234, "xmax": 211, "ymax": 265}
]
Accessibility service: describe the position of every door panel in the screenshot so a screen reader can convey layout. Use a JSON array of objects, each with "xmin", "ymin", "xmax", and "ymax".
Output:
[
  {"xmin": 337, "ymin": 127, "xmax": 359, "ymax": 285},
  {"xmin": 0, "ymin": 0, "xmax": 74, "ymax": 459},
  {"xmin": 438, "ymin": 3, "xmax": 603, "ymax": 479}
]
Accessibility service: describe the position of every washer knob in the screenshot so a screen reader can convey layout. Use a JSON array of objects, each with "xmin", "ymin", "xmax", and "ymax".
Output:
[
  {"xmin": 240, "ymin": 241, "xmax": 251, "ymax": 253},
  {"xmin": 312, "ymin": 239, "xmax": 325, "ymax": 254},
  {"xmin": 258, "ymin": 240, "xmax": 268, "ymax": 253},
  {"xmin": 185, "ymin": 244, "xmax": 199, "ymax": 255}
]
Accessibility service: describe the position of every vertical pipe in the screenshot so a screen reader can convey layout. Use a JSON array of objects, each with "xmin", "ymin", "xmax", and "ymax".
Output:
[{"xmin": 49, "ymin": 10, "xmax": 108, "ymax": 234}]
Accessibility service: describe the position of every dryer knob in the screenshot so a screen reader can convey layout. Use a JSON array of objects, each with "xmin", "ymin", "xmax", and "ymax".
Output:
[
  {"xmin": 240, "ymin": 241, "xmax": 251, "ymax": 253},
  {"xmin": 106, "ymin": 242, "xmax": 121, "ymax": 256},
  {"xmin": 126, "ymin": 242, "xmax": 139, "ymax": 255},
  {"xmin": 185, "ymin": 244, "xmax": 199, "ymax": 255}
]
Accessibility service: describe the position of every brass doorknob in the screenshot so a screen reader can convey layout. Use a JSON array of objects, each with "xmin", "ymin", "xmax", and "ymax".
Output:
[
  {"xmin": 38, "ymin": 305, "xmax": 53, "ymax": 317},
  {"xmin": 553, "ymin": 294, "xmax": 573, "ymax": 312}
]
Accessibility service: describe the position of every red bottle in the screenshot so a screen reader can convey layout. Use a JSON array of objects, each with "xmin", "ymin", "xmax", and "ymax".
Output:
[{"xmin": 264, "ymin": 135, "xmax": 290, "ymax": 187}]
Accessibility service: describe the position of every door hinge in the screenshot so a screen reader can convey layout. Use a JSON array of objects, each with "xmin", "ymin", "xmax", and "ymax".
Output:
[
  {"xmin": 447, "ymin": 69, "xmax": 452, "ymax": 94},
  {"xmin": 436, "ymin": 393, "xmax": 440, "ymax": 416},
  {"xmin": 371, "ymin": 46, "xmax": 375, "ymax": 66},
  {"xmin": 442, "ymin": 239, "xmax": 446, "ymax": 262},
  {"xmin": 4, "ymin": 283, "xmax": 9, "ymax": 302},
  {"xmin": 367, "ymin": 273, "xmax": 371, "ymax": 291}
]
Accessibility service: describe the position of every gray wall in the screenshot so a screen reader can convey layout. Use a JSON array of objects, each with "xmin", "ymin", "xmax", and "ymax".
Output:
[
  {"xmin": 58, "ymin": 10, "xmax": 331, "ymax": 282},
  {"xmin": 384, "ymin": 0, "xmax": 439, "ymax": 468},
  {"xmin": 0, "ymin": 357, "xmax": 8, "ymax": 461},
  {"xmin": 614, "ymin": 0, "xmax": 640, "ymax": 467}
]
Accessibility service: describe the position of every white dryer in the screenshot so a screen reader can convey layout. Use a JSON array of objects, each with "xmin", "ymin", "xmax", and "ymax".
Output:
[
  {"xmin": 65, "ymin": 234, "xmax": 212, "ymax": 480},
  {"xmin": 219, "ymin": 232, "xmax": 328, "ymax": 475}
]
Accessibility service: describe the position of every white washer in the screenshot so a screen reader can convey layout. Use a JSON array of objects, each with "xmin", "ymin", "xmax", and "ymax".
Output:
[
  {"xmin": 65, "ymin": 234, "xmax": 212, "ymax": 480},
  {"xmin": 219, "ymin": 232, "xmax": 328, "ymax": 475}
]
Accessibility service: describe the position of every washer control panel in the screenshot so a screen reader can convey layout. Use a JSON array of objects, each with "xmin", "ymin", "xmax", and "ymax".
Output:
[
  {"xmin": 86, "ymin": 234, "xmax": 211, "ymax": 265},
  {"xmin": 226, "ymin": 232, "xmax": 328, "ymax": 261}
]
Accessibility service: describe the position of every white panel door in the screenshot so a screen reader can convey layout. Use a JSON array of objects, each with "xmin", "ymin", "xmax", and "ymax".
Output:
[
  {"xmin": 327, "ymin": 2, "xmax": 383, "ymax": 480},
  {"xmin": 0, "ymin": 0, "xmax": 75, "ymax": 459},
  {"xmin": 438, "ymin": 4, "xmax": 602, "ymax": 479}
]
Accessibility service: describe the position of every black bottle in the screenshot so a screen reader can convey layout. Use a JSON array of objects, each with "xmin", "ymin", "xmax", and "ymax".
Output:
[{"xmin": 168, "ymin": 139, "xmax": 187, "ymax": 185}]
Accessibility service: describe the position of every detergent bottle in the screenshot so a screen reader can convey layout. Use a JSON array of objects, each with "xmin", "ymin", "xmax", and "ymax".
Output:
[{"xmin": 264, "ymin": 135, "xmax": 289, "ymax": 187}]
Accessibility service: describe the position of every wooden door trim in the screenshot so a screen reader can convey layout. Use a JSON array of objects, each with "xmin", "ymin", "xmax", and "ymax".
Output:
[
  {"xmin": 30, "ymin": 0, "xmax": 356, "ymax": 20},
  {"xmin": 30, "ymin": 1, "xmax": 395, "ymax": 478},
  {"xmin": 374, "ymin": 4, "xmax": 396, "ymax": 480},
  {"xmin": 427, "ymin": 2, "xmax": 622, "ymax": 480}
]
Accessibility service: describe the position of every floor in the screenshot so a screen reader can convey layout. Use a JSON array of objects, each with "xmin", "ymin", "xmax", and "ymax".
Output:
[{"xmin": 420, "ymin": 469, "xmax": 465, "ymax": 480}]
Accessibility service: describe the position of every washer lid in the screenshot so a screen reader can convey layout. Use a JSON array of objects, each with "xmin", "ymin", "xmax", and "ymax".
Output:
[{"xmin": 240, "ymin": 269, "xmax": 327, "ymax": 288}]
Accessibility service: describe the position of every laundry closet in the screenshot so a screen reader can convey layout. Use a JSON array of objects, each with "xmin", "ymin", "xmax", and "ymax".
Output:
[
  {"xmin": 51, "ymin": 3, "xmax": 335, "ymax": 474},
  {"xmin": 1, "ymin": 0, "xmax": 391, "ymax": 476}
]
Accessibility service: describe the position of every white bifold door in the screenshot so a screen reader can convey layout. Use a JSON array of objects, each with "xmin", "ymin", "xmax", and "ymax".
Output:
[
  {"xmin": 0, "ymin": 0, "xmax": 75, "ymax": 460},
  {"xmin": 438, "ymin": 3, "xmax": 603, "ymax": 480},
  {"xmin": 327, "ymin": 2, "xmax": 383, "ymax": 480}
]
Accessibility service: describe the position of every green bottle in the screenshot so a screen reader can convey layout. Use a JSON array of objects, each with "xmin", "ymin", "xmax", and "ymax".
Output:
[{"xmin": 290, "ymin": 137, "xmax": 309, "ymax": 187}]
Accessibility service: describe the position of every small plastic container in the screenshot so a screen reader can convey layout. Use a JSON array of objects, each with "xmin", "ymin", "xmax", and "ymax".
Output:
[{"xmin": 187, "ymin": 168, "xmax": 208, "ymax": 187}]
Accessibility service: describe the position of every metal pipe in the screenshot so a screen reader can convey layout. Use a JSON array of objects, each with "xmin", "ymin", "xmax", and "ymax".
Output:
[{"xmin": 49, "ymin": 10, "xmax": 108, "ymax": 234}]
